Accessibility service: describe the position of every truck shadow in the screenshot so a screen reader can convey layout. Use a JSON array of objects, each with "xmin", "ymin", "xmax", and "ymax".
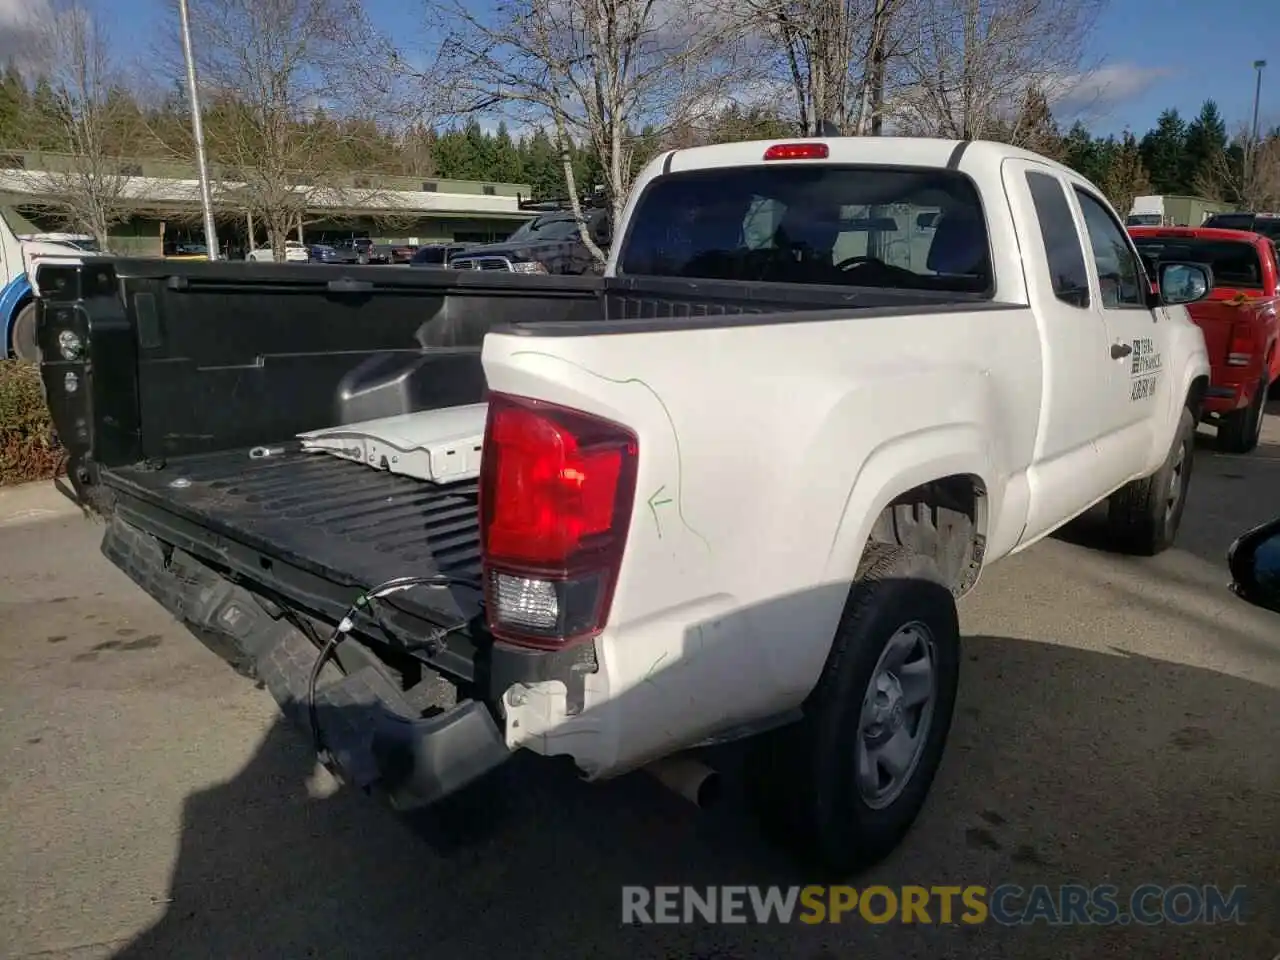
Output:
[{"xmin": 108, "ymin": 611, "xmax": 1279, "ymax": 957}]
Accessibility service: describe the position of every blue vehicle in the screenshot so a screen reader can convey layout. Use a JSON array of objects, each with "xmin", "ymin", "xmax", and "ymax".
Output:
[
  {"xmin": 307, "ymin": 243, "xmax": 359, "ymax": 265},
  {"xmin": 3, "ymin": 229, "xmax": 99, "ymax": 361}
]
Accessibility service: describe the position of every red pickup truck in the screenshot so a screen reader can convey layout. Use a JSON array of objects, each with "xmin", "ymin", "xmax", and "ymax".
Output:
[{"xmin": 1130, "ymin": 226, "xmax": 1280, "ymax": 453}]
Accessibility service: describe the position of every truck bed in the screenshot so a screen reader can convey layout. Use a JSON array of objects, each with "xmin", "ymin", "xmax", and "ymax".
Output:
[
  {"xmin": 101, "ymin": 446, "xmax": 485, "ymax": 676},
  {"xmin": 43, "ymin": 258, "xmax": 998, "ymax": 682}
]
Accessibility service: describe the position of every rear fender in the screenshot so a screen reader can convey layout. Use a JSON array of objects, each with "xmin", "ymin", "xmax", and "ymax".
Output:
[
  {"xmin": 730, "ymin": 424, "xmax": 998, "ymax": 711},
  {"xmin": 823, "ymin": 425, "xmax": 997, "ymax": 587}
]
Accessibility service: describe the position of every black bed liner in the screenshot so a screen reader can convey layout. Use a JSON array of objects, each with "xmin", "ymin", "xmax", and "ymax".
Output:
[{"xmin": 101, "ymin": 446, "xmax": 486, "ymax": 681}]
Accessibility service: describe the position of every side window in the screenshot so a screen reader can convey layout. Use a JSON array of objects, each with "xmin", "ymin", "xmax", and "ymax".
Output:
[
  {"xmin": 1025, "ymin": 171, "xmax": 1089, "ymax": 308},
  {"xmin": 1073, "ymin": 188, "xmax": 1145, "ymax": 308}
]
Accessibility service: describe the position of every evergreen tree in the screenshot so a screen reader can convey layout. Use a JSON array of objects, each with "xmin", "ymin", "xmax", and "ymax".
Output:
[
  {"xmin": 433, "ymin": 126, "xmax": 471, "ymax": 180},
  {"xmin": 1183, "ymin": 100, "xmax": 1228, "ymax": 192},
  {"xmin": 574, "ymin": 141, "xmax": 604, "ymax": 196},
  {"xmin": 1102, "ymin": 132, "xmax": 1153, "ymax": 218},
  {"xmin": 462, "ymin": 119, "xmax": 494, "ymax": 180},
  {"xmin": 0, "ymin": 64, "xmax": 29, "ymax": 148},
  {"xmin": 1139, "ymin": 109, "xmax": 1187, "ymax": 194},
  {"xmin": 30, "ymin": 77, "xmax": 66, "ymax": 151},
  {"xmin": 490, "ymin": 122, "xmax": 523, "ymax": 184},
  {"xmin": 1061, "ymin": 121, "xmax": 1107, "ymax": 183},
  {"xmin": 520, "ymin": 128, "xmax": 563, "ymax": 199}
]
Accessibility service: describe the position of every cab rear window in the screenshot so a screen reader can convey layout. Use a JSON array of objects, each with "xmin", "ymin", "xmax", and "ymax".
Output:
[
  {"xmin": 619, "ymin": 165, "xmax": 993, "ymax": 295},
  {"xmin": 1132, "ymin": 237, "xmax": 1265, "ymax": 289}
]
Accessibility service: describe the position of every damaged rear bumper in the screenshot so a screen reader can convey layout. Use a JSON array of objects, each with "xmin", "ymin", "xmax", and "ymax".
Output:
[{"xmin": 101, "ymin": 515, "xmax": 512, "ymax": 808}]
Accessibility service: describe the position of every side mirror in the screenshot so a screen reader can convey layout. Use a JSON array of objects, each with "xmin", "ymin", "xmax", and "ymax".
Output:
[
  {"xmin": 1227, "ymin": 517, "xmax": 1280, "ymax": 614},
  {"xmin": 1158, "ymin": 261, "xmax": 1213, "ymax": 305},
  {"xmin": 594, "ymin": 220, "xmax": 612, "ymax": 247}
]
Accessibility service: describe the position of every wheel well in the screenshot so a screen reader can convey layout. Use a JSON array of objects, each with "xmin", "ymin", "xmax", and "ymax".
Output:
[
  {"xmin": 1186, "ymin": 375, "xmax": 1209, "ymax": 420},
  {"xmin": 868, "ymin": 474, "xmax": 988, "ymax": 597}
]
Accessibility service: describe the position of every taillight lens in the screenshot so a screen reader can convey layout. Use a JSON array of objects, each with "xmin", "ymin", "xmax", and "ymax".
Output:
[
  {"xmin": 479, "ymin": 392, "xmax": 638, "ymax": 649},
  {"xmin": 763, "ymin": 142, "xmax": 830, "ymax": 161},
  {"xmin": 1227, "ymin": 322, "xmax": 1255, "ymax": 367}
]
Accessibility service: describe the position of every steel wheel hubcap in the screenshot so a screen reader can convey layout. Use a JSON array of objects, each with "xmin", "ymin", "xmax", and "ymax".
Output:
[{"xmin": 855, "ymin": 622, "xmax": 937, "ymax": 809}]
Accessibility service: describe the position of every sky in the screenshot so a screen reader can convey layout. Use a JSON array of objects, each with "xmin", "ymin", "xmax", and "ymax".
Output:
[{"xmin": 6, "ymin": 0, "xmax": 1279, "ymax": 140}]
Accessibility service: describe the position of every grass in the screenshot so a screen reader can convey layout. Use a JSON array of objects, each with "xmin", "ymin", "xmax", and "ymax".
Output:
[{"xmin": 0, "ymin": 360, "xmax": 65, "ymax": 486}]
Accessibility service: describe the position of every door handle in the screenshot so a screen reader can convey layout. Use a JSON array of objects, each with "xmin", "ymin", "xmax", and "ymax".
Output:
[{"xmin": 1111, "ymin": 342, "xmax": 1133, "ymax": 359}]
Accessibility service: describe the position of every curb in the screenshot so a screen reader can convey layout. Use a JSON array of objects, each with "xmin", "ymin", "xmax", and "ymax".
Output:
[{"xmin": 0, "ymin": 478, "xmax": 85, "ymax": 528}]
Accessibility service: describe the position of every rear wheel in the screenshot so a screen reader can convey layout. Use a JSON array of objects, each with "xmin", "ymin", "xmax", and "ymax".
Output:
[
  {"xmin": 1216, "ymin": 378, "xmax": 1268, "ymax": 453},
  {"xmin": 746, "ymin": 544, "xmax": 960, "ymax": 877},
  {"xmin": 1104, "ymin": 406, "xmax": 1195, "ymax": 555},
  {"xmin": 8, "ymin": 301, "xmax": 37, "ymax": 361}
]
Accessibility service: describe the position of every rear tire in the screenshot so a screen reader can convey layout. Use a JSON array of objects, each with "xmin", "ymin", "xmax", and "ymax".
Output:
[
  {"xmin": 746, "ymin": 544, "xmax": 960, "ymax": 877},
  {"xmin": 9, "ymin": 301, "xmax": 37, "ymax": 361},
  {"xmin": 1216, "ymin": 378, "xmax": 1267, "ymax": 453},
  {"xmin": 1104, "ymin": 406, "xmax": 1195, "ymax": 556}
]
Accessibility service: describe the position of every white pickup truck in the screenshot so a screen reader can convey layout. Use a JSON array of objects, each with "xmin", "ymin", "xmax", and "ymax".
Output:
[{"xmin": 40, "ymin": 136, "xmax": 1210, "ymax": 875}]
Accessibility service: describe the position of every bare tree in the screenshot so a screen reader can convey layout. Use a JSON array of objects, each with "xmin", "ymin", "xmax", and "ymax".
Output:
[
  {"xmin": 742, "ymin": 0, "xmax": 858, "ymax": 135},
  {"xmin": 1196, "ymin": 126, "xmax": 1280, "ymax": 211},
  {"xmin": 1245, "ymin": 135, "xmax": 1280, "ymax": 210},
  {"xmin": 152, "ymin": 0, "xmax": 388, "ymax": 261},
  {"xmin": 893, "ymin": 0, "xmax": 1103, "ymax": 141},
  {"xmin": 742, "ymin": 0, "xmax": 911, "ymax": 136},
  {"xmin": 21, "ymin": 4, "xmax": 135, "ymax": 248},
  {"xmin": 406, "ymin": 0, "xmax": 747, "ymax": 264}
]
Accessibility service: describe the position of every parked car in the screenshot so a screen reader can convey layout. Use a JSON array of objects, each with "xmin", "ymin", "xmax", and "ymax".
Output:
[
  {"xmin": 358, "ymin": 244, "xmax": 394, "ymax": 264},
  {"xmin": 448, "ymin": 206, "xmax": 610, "ymax": 274},
  {"xmin": 1130, "ymin": 225, "xmax": 1279, "ymax": 452},
  {"xmin": 246, "ymin": 240, "xmax": 309, "ymax": 263},
  {"xmin": 308, "ymin": 243, "xmax": 359, "ymax": 265},
  {"xmin": 332, "ymin": 238, "xmax": 376, "ymax": 264},
  {"xmin": 37, "ymin": 136, "xmax": 1211, "ymax": 876},
  {"xmin": 1228, "ymin": 516, "xmax": 1280, "ymax": 613},
  {"xmin": 409, "ymin": 242, "xmax": 474, "ymax": 267},
  {"xmin": 1201, "ymin": 211, "xmax": 1280, "ymax": 243}
]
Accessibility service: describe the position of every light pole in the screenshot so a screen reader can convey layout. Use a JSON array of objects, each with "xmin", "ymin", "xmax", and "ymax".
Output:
[
  {"xmin": 1251, "ymin": 59, "xmax": 1267, "ymax": 144},
  {"xmin": 178, "ymin": 0, "xmax": 220, "ymax": 260}
]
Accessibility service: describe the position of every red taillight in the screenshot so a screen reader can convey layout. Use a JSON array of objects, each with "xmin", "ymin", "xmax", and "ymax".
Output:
[
  {"xmin": 1227, "ymin": 322, "xmax": 1255, "ymax": 367},
  {"xmin": 763, "ymin": 142, "xmax": 830, "ymax": 161},
  {"xmin": 479, "ymin": 392, "xmax": 638, "ymax": 649}
]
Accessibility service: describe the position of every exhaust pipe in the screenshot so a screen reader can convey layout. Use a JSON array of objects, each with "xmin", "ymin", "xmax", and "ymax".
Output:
[{"xmin": 644, "ymin": 755, "xmax": 721, "ymax": 809}]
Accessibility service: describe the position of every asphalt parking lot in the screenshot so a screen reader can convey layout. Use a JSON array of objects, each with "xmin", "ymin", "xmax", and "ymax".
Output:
[{"xmin": 2, "ymin": 412, "xmax": 1279, "ymax": 960}]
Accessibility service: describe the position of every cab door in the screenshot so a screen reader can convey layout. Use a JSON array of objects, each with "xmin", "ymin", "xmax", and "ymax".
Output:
[
  {"xmin": 1068, "ymin": 183, "xmax": 1167, "ymax": 482},
  {"xmin": 1001, "ymin": 159, "xmax": 1122, "ymax": 544}
]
